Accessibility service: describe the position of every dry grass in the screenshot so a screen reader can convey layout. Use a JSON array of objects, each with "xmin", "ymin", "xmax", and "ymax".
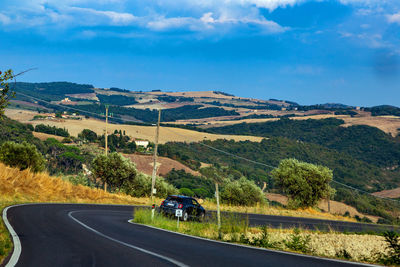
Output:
[
  {"xmin": 32, "ymin": 132, "xmax": 65, "ymax": 141},
  {"xmin": 201, "ymin": 200, "xmax": 356, "ymax": 222},
  {"xmin": 0, "ymin": 163, "xmax": 146, "ymax": 205},
  {"xmin": 373, "ymin": 187, "xmax": 400, "ymax": 199},
  {"xmin": 266, "ymin": 193, "xmax": 379, "ymax": 223},
  {"xmin": 5, "ymin": 109, "xmax": 263, "ymax": 144}
]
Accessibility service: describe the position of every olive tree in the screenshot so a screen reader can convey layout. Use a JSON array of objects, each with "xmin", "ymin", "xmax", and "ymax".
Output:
[
  {"xmin": 221, "ymin": 177, "xmax": 265, "ymax": 206},
  {"xmin": 271, "ymin": 158, "xmax": 334, "ymax": 208},
  {"xmin": 91, "ymin": 152, "xmax": 177, "ymax": 197},
  {"xmin": 91, "ymin": 152, "xmax": 137, "ymax": 191},
  {"xmin": 0, "ymin": 141, "xmax": 45, "ymax": 172}
]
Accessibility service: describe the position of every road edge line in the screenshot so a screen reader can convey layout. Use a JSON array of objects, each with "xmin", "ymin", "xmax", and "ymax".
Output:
[
  {"xmin": 2, "ymin": 205, "xmax": 24, "ymax": 267},
  {"xmin": 128, "ymin": 220, "xmax": 379, "ymax": 267},
  {"xmin": 68, "ymin": 211, "xmax": 188, "ymax": 267}
]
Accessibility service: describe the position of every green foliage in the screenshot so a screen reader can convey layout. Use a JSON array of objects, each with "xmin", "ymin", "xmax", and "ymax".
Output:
[
  {"xmin": 271, "ymin": 159, "xmax": 333, "ymax": 208},
  {"xmin": 44, "ymin": 138, "xmax": 86, "ymax": 174},
  {"xmin": 78, "ymin": 129, "xmax": 98, "ymax": 142},
  {"xmin": 220, "ymin": 177, "xmax": 266, "ymax": 206},
  {"xmin": 92, "ymin": 152, "xmax": 137, "ymax": 191},
  {"xmin": 179, "ymin": 187, "xmax": 195, "ymax": 197},
  {"xmin": 35, "ymin": 124, "xmax": 70, "ymax": 137},
  {"xmin": 0, "ymin": 141, "xmax": 45, "ymax": 172},
  {"xmin": 164, "ymin": 169, "xmax": 214, "ymax": 198},
  {"xmin": 376, "ymin": 231, "xmax": 400, "ymax": 265},
  {"xmin": 98, "ymin": 131, "xmax": 136, "ymax": 153},
  {"xmin": 97, "ymin": 94, "xmax": 137, "ymax": 105},
  {"xmin": 242, "ymin": 225, "xmax": 278, "ymax": 248},
  {"xmin": 365, "ymin": 105, "xmax": 400, "ymax": 117},
  {"xmin": 284, "ymin": 228, "xmax": 311, "ymax": 253},
  {"xmin": 0, "ymin": 69, "xmax": 15, "ymax": 118},
  {"xmin": 91, "ymin": 153, "xmax": 177, "ymax": 197},
  {"xmin": 13, "ymin": 81, "xmax": 94, "ymax": 101}
]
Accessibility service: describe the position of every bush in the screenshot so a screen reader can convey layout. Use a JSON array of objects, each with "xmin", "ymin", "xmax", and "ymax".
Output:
[
  {"xmin": 220, "ymin": 177, "xmax": 265, "ymax": 206},
  {"xmin": 92, "ymin": 152, "xmax": 138, "ymax": 191},
  {"xmin": 78, "ymin": 129, "xmax": 98, "ymax": 142},
  {"xmin": 271, "ymin": 158, "xmax": 334, "ymax": 208},
  {"xmin": 0, "ymin": 141, "xmax": 45, "ymax": 172},
  {"xmin": 123, "ymin": 172, "xmax": 178, "ymax": 198}
]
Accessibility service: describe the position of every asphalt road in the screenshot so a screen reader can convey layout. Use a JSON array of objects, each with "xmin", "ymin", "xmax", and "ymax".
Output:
[{"xmin": 2, "ymin": 204, "xmax": 388, "ymax": 267}]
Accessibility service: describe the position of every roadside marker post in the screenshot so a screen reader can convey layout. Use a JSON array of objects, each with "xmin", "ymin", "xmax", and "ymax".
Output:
[
  {"xmin": 175, "ymin": 209, "xmax": 182, "ymax": 229},
  {"xmin": 151, "ymin": 204, "xmax": 155, "ymax": 221}
]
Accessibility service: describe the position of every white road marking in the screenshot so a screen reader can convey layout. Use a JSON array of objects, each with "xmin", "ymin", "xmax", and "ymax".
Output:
[
  {"xmin": 2, "ymin": 205, "xmax": 23, "ymax": 267},
  {"xmin": 68, "ymin": 211, "xmax": 188, "ymax": 267}
]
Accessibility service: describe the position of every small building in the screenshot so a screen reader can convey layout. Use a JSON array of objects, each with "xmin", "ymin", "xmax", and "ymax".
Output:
[{"xmin": 135, "ymin": 140, "xmax": 149, "ymax": 148}]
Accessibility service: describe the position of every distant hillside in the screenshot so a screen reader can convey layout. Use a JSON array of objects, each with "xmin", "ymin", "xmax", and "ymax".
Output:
[{"xmin": 206, "ymin": 118, "xmax": 400, "ymax": 168}]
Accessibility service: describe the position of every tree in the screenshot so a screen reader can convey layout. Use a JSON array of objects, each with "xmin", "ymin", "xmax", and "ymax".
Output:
[
  {"xmin": 78, "ymin": 129, "xmax": 98, "ymax": 142},
  {"xmin": 0, "ymin": 141, "xmax": 45, "ymax": 172},
  {"xmin": 91, "ymin": 152, "xmax": 137, "ymax": 191},
  {"xmin": 271, "ymin": 158, "xmax": 334, "ymax": 208},
  {"xmin": 220, "ymin": 177, "xmax": 265, "ymax": 206},
  {"xmin": 0, "ymin": 69, "xmax": 14, "ymax": 118}
]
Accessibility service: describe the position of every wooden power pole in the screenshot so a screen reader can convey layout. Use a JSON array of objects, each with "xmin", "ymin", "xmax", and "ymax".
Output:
[
  {"xmin": 104, "ymin": 105, "xmax": 109, "ymax": 192},
  {"xmin": 150, "ymin": 109, "xmax": 161, "ymax": 200}
]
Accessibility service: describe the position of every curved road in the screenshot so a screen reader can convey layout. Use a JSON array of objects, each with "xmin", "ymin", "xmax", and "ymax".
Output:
[{"xmin": 2, "ymin": 204, "xmax": 386, "ymax": 267}]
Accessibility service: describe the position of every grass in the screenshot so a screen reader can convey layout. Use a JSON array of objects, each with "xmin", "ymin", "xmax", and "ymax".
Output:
[{"xmin": 133, "ymin": 209, "xmax": 397, "ymax": 265}]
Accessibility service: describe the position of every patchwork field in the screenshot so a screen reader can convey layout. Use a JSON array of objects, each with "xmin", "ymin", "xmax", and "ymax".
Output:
[{"xmin": 5, "ymin": 109, "xmax": 264, "ymax": 144}]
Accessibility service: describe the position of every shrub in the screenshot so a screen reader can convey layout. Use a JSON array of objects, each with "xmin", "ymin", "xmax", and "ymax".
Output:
[
  {"xmin": 78, "ymin": 129, "xmax": 98, "ymax": 142},
  {"xmin": 377, "ymin": 231, "xmax": 400, "ymax": 265},
  {"xmin": 271, "ymin": 158, "xmax": 334, "ymax": 208},
  {"xmin": 0, "ymin": 141, "xmax": 45, "ymax": 172},
  {"xmin": 220, "ymin": 177, "xmax": 265, "ymax": 206},
  {"xmin": 284, "ymin": 228, "xmax": 311, "ymax": 253}
]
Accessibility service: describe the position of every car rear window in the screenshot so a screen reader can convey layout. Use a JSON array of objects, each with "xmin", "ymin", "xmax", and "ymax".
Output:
[{"xmin": 166, "ymin": 196, "xmax": 184, "ymax": 203}]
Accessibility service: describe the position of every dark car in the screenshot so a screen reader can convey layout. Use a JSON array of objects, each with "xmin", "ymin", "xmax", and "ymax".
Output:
[{"xmin": 160, "ymin": 195, "xmax": 206, "ymax": 222}]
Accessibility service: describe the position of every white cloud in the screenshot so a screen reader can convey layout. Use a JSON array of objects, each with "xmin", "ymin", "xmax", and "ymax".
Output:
[
  {"xmin": 0, "ymin": 13, "xmax": 11, "ymax": 24},
  {"xmin": 387, "ymin": 12, "xmax": 400, "ymax": 24}
]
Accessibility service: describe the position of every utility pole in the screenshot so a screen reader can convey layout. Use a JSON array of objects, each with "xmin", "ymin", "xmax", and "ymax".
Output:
[
  {"xmin": 150, "ymin": 109, "xmax": 161, "ymax": 201},
  {"xmin": 104, "ymin": 105, "xmax": 109, "ymax": 192},
  {"xmin": 215, "ymin": 183, "xmax": 221, "ymax": 233}
]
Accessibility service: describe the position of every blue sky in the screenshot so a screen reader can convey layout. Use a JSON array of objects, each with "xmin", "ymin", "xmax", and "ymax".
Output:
[{"xmin": 1, "ymin": 0, "xmax": 400, "ymax": 106}]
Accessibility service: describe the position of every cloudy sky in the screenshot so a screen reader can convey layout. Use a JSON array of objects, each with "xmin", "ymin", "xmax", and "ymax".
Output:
[{"xmin": 1, "ymin": 0, "xmax": 400, "ymax": 106}]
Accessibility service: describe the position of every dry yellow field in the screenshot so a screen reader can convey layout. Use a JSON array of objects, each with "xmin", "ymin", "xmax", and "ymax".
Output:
[
  {"xmin": 5, "ymin": 109, "xmax": 264, "ymax": 144},
  {"xmin": 266, "ymin": 193, "xmax": 378, "ymax": 222},
  {"xmin": 373, "ymin": 187, "xmax": 400, "ymax": 199},
  {"xmin": 32, "ymin": 131, "xmax": 65, "ymax": 141}
]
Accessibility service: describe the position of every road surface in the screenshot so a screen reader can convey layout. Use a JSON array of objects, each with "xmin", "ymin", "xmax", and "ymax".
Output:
[{"xmin": 2, "ymin": 204, "xmax": 385, "ymax": 267}]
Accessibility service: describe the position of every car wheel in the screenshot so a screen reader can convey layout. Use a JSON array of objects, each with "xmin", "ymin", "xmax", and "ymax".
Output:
[{"xmin": 183, "ymin": 211, "xmax": 189, "ymax": 221}]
